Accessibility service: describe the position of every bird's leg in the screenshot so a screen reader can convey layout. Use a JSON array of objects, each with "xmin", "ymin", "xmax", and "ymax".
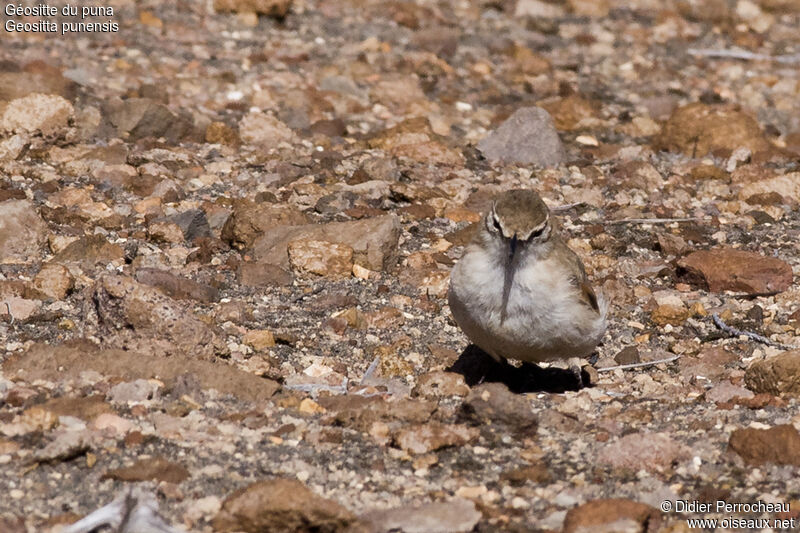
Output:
[{"xmin": 567, "ymin": 356, "xmax": 585, "ymax": 389}]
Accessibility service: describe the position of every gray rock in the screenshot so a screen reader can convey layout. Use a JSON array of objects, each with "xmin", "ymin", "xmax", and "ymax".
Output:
[
  {"xmin": 108, "ymin": 379, "xmax": 162, "ymax": 404},
  {"xmin": 362, "ymin": 498, "xmax": 481, "ymax": 533},
  {"xmin": 0, "ymin": 199, "xmax": 48, "ymax": 264},
  {"xmin": 477, "ymin": 106, "xmax": 566, "ymax": 167}
]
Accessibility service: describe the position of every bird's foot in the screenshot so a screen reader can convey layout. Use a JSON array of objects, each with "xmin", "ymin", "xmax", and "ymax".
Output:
[{"xmin": 569, "ymin": 364, "xmax": 585, "ymax": 389}]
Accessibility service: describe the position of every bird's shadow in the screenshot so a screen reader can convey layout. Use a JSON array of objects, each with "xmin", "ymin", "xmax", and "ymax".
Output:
[{"xmin": 446, "ymin": 345, "xmax": 588, "ymax": 394}]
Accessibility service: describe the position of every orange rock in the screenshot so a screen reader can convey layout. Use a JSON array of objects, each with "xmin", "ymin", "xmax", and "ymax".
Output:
[
  {"xmin": 655, "ymin": 103, "xmax": 771, "ymax": 157},
  {"xmin": 678, "ymin": 248, "xmax": 792, "ymax": 294}
]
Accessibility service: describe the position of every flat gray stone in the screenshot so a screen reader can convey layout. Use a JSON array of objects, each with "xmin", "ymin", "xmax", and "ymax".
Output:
[
  {"xmin": 477, "ymin": 106, "xmax": 566, "ymax": 167},
  {"xmin": 362, "ymin": 498, "xmax": 481, "ymax": 533}
]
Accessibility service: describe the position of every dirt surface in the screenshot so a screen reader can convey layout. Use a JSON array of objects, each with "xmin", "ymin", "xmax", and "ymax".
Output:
[{"xmin": 2, "ymin": 0, "xmax": 800, "ymax": 531}]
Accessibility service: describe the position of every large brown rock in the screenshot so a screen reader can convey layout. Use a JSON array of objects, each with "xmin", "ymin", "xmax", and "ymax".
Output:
[
  {"xmin": 221, "ymin": 201, "xmax": 310, "ymax": 250},
  {"xmin": 52, "ymin": 235, "xmax": 125, "ymax": 270},
  {"xmin": 738, "ymin": 172, "xmax": 800, "ymax": 203},
  {"xmin": 212, "ymin": 478, "xmax": 356, "ymax": 532},
  {"xmin": 252, "ymin": 215, "xmax": 401, "ymax": 272},
  {"xmin": 745, "ymin": 350, "xmax": 800, "ymax": 396},
  {"xmin": 728, "ymin": 424, "xmax": 800, "ymax": 466},
  {"xmin": 0, "ymin": 94, "xmax": 74, "ymax": 136},
  {"xmin": 563, "ymin": 498, "xmax": 661, "ymax": 533},
  {"xmin": 91, "ymin": 275, "xmax": 227, "ymax": 358},
  {"xmin": 459, "ymin": 382, "xmax": 538, "ymax": 436},
  {"xmin": 104, "ymin": 98, "xmax": 197, "ymax": 143},
  {"xmin": 678, "ymin": 248, "xmax": 793, "ymax": 294},
  {"xmin": 0, "ymin": 61, "xmax": 77, "ymax": 101},
  {"xmin": 655, "ymin": 103, "xmax": 771, "ymax": 157},
  {"xmin": 0, "ymin": 200, "xmax": 48, "ymax": 264}
]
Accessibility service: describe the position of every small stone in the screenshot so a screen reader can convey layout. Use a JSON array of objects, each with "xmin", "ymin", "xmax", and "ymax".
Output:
[
  {"xmin": 597, "ymin": 432, "xmax": 689, "ymax": 473},
  {"xmin": 679, "ymin": 346, "xmax": 739, "ymax": 382},
  {"xmin": 31, "ymin": 263, "xmax": 74, "ymax": 300},
  {"xmin": 459, "ymin": 383, "xmax": 538, "ymax": 436},
  {"xmin": 298, "ymin": 398, "xmax": 326, "ymax": 415},
  {"xmin": 213, "ymin": 0, "xmax": 292, "ymax": 17},
  {"xmin": 352, "ymin": 263, "xmax": 371, "ymax": 279},
  {"xmin": 106, "ymin": 98, "xmax": 196, "ymax": 142},
  {"xmin": 614, "ymin": 346, "xmax": 640, "ymax": 365},
  {"xmin": 563, "ymin": 499, "xmax": 661, "ymax": 533},
  {"xmin": 477, "ymin": 107, "xmax": 566, "ymax": 167},
  {"xmin": 243, "ymin": 330, "xmax": 276, "ymax": 351},
  {"xmin": 0, "ymin": 200, "xmax": 48, "ymax": 264},
  {"xmin": 288, "ymin": 239, "xmax": 354, "ymax": 278},
  {"xmin": 148, "ymin": 221, "xmax": 185, "ymax": 244},
  {"xmin": 102, "ymin": 456, "xmax": 190, "ymax": 483},
  {"xmin": 443, "ymin": 208, "xmax": 481, "ymax": 223},
  {"xmin": 91, "ymin": 413, "xmax": 135, "ymax": 435},
  {"xmin": 508, "ymin": 44, "xmax": 551, "ymax": 75},
  {"xmin": 135, "ymin": 268, "xmax": 219, "ymax": 303},
  {"xmin": 650, "ymin": 304, "xmax": 691, "ymax": 326},
  {"xmin": 655, "ymin": 103, "xmax": 771, "ymax": 157},
  {"xmin": 0, "ymin": 406, "xmax": 58, "ymax": 437},
  {"xmin": 656, "ymin": 232, "xmax": 688, "ymax": 257},
  {"xmin": 108, "ymin": 379, "xmax": 162, "ymax": 404},
  {"xmin": 706, "ymin": 381, "xmax": 755, "ymax": 403},
  {"xmin": 567, "ymin": 0, "xmax": 609, "ymax": 16},
  {"xmin": 515, "ymin": 0, "xmax": 565, "ymax": 18},
  {"xmin": 212, "ymin": 478, "xmax": 357, "ymax": 532},
  {"xmin": 728, "ymin": 424, "xmax": 800, "ymax": 466},
  {"xmin": 205, "ymin": 121, "xmax": 240, "ymax": 145},
  {"xmin": 394, "ymin": 422, "xmax": 478, "ymax": 454},
  {"xmin": 238, "ymin": 262, "xmax": 294, "ymax": 287},
  {"xmin": 678, "ymin": 248, "xmax": 793, "ymax": 294},
  {"xmin": 41, "ymin": 395, "xmax": 113, "ymax": 420},
  {"xmin": 539, "ymin": 95, "xmax": 598, "ymax": 132},
  {"xmin": 745, "ymin": 350, "xmax": 800, "ymax": 396},
  {"xmin": 239, "ymin": 111, "xmax": 295, "ymax": 146},
  {"xmin": 412, "ymin": 371, "xmax": 470, "ymax": 398},
  {"xmin": 500, "ymin": 463, "xmax": 552, "ymax": 485},
  {"xmin": 0, "ymin": 93, "xmax": 73, "ymax": 135}
]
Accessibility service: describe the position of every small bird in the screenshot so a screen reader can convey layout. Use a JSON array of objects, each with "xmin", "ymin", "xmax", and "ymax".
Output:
[{"xmin": 448, "ymin": 189, "xmax": 607, "ymax": 384}]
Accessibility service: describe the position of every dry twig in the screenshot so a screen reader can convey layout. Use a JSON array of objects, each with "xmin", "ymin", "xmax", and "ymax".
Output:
[
  {"xmin": 688, "ymin": 47, "xmax": 800, "ymax": 64},
  {"xmin": 710, "ymin": 314, "xmax": 795, "ymax": 350},
  {"xmin": 596, "ymin": 355, "xmax": 681, "ymax": 373},
  {"xmin": 605, "ymin": 217, "xmax": 705, "ymax": 225}
]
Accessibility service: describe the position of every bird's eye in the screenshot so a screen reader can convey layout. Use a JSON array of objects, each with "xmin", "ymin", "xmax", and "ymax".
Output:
[{"xmin": 492, "ymin": 217, "xmax": 502, "ymax": 232}]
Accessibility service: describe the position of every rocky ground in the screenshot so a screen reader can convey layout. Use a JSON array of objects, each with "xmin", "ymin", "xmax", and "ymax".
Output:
[{"xmin": 2, "ymin": 0, "xmax": 800, "ymax": 531}]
